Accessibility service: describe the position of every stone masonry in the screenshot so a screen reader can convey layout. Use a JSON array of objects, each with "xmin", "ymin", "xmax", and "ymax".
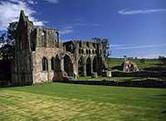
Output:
[{"xmin": 12, "ymin": 10, "xmax": 108, "ymax": 85}]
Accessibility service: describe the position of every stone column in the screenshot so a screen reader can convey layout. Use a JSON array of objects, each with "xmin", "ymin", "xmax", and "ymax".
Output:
[
  {"xmin": 83, "ymin": 63, "xmax": 86, "ymax": 76},
  {"xmin": 91, "ymin": 59, "xmax": 93, "ymax": 74},
  {"xmin": 61, "ymin": 57, "xmax": 64, "ymax": 72}
]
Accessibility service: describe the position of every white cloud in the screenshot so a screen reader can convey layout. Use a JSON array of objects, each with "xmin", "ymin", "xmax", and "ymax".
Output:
[
  {"xmin": 74, "ymin": 23, "xmax": 100, "ymax": 27},
  {"xmin": 58, "ymin": 22, "xmax": 100, "ymax": 35},
  {"xmin": 43, "ymin": 0, "xmax": 59, "ymax": 4},
  {"xmin": 134, "ymin": 53, "xmax": 166, "ymax": 59},
  {"xmin": 0, "ymin": 0, "xmax": 45, "ymax": 30},
  {"xmin": 112, "ymin": 43, "xmax": 166, "ymax": 50},
  {"xmin": 118, "ymin": 8, "xmax": 166, "ymax": 15},
  {"xmin": 27, "ymin": 0, "xmax": 37, "ymax": 5},
  {"xmin": 111, "ymin": 44, "xmax": 125, "ymax": 47},
  {"xmin": 59, "ymin": 26, "xmax": 74, "ymax": 35}
]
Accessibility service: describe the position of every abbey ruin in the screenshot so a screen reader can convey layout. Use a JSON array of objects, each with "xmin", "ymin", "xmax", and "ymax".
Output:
[{"xmin": 11, "ymin": 11, "xmax": 108, "ymax": 85}]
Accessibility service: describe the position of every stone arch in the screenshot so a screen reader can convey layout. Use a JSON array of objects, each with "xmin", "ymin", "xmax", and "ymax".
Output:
[
  {"xmin": 51, "ymin": 57, "xmax": 55, "ymax": 70},
  {"xmin": 86, "ymin": 57, "xmax": 91, "ymax": 76},
  {"xmin": 64, "ymin": 52, "xmax": 74, "ymax": 63},
  {"xmin": 52, "ymin": 55, "xmax": 61, "ymax": 81},
  {"xmin": 92, "ymin": 50, "xmax": 95, "ymax": 54},
  {"xmin": 93, "ymin": 56, "xmax": 98, "ymax": 73},
  {"xmin": 42, "ymin": 57, "xmax": 48, "ymax": 71},
  {"xmin": 98, "ymin": 56, "xmax": 104, "ymax": 75},
  {"xmin": 86, "ymin": 49, "xmax": 89, "ymax": 54},
  {"xmin": 78, "ymin": 56, "xmax": 84, "ymax": 76},
  {"xmin": 64, "ymin": 54, "xmax": 73, "ymax": 76},
  {"xmin": 55, "ymin": 55, "xmax": 61, "ymax": 71}
]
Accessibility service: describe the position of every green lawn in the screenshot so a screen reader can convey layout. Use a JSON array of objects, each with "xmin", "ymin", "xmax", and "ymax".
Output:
[{"xmin": 0, "ymin": 83, "xmax": 166, "ymax": 121}]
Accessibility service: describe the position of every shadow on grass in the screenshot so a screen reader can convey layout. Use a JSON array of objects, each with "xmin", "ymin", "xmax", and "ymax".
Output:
[
  {"xmin": 143, "ymin": 63, "xmax": 166, "ymax": 72},
  {"xmin": 156, "ymin": 94, "xmax": 166, "ymax": 97}
]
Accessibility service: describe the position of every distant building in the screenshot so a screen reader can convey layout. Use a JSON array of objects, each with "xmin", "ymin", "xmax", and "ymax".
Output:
[
  {"xmin": 122, "ymin": 59, "xmax": 139, "ymax": 72},
  {"xmin": 11, "ymin": 10, "xmax": 108, "ymax": 85}
]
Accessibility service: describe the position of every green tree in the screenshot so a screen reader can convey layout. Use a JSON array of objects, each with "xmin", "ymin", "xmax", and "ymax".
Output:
[
  {"xmin": 0, "ymin": 22, "xmax": 18, "ymax": 60},
  {"xmin": 140, "ymin": 59, "xmax": 145, "ymax": 64},
  {"xmin": 158, "ymin": 56, "xmax": 166, "ymax": 65},
  {"xmin": 92, "ymin": 37, "xmax": 111, "ymax": 58}
]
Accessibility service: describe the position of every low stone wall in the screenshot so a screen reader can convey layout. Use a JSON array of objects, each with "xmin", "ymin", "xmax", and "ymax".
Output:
[
  {"xmin": 55, "ymin": 79, "xmax": 166, "ymax": 88},
  {"xmin": 112, "ymin": 71, "xmax": 166, "ymax": 77}
]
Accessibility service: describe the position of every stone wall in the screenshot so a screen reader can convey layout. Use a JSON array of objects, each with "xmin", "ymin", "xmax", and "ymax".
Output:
[
  {"xmin": 63, "ymin": 40, "xmax": 107, "ymax": 77},
  {"xmin": 32, "ymin": 47, "xmax": 64, "ymax": 83},
  {"xmin": 11, "ymin": 10, "xmax": 108, "ymax": 85}
]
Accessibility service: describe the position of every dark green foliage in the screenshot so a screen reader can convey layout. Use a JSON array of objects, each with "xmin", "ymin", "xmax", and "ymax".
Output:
[
  {"xmin": 92, "ymin": 37, "xmax": 111, "ymax": 58},
  {"xmin": 0, "ymin": 44, "xmax": 14, "ymax": 60},
  {"xmin": 0, "ymin": 22, "xmax": 18, "ymax": 60},
  {"xmin": 140, "ymin": 58, "xmax": 145, "ymax": 64},
  {"xmin": 158, "ymin": 56, "xmax": 166, "ymax": 65},
  {"xmin": 6, "ymin": 22, "xmax": 18, "ymax": 44}
]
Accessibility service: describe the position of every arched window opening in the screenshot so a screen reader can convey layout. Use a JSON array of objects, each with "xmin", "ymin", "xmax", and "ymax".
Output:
[
  {"xmin": 51, "ymin": 57, "xmax": 55, "ymax": 70},
  {"xmin": 89, "ymin": 50, "xmax": 91, "ymax": 54},
  {"xmin": 86, "ymin": 42, "xmax": 89, "ymax": 47},
  {"xmin": 79, "ymin": 42, "xmax": 82, "ymax": 47},
  {"xmin": 82, "ymin": 49, "xmax": 84, "ymax": 54},
  {"xmin": 93, "ymin": 43, "xmax": 96, "ymax": 48},
  {"xmin": 55, "ymin": 56, "xmax": 61, "ymax": 71},
  {"xmin": 86, "ymin": 57, "xmax": 91, "ymax": 76},
  {"xmin": 78, "ymin": 56, "xmax": 84, "ymax": 76},
  {"xmin": 93, "ymin": 50, "xmax": 95, "ymax": 54},
  {"xmin": 41, "ymin": 31, "xmax": 46, "ymax": 47},
  {"xmin": 86, "ymin": 49, "xmax": 89, "ymax": 54},
  {"xmin": 93, "ymin": 57, "xmax": 98, "ymax": 73},
  {"xmin": 64, "ymin": 55, "xmax": 73, "ymax": 76},
  {"xmin": 79, "ymin": 49, "xmax": 81, "ymax": 54},
  {"xmin": 42, "ymin": 57, "xmax": 48, "ymax": 71}
]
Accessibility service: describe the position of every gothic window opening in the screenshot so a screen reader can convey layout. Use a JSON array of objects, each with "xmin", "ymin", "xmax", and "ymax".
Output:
[
  {"xmin": 93, "ymin": 56, "xmax": 98, "ymax": 72},
  {"xmin": 86, "ymin": 49, "xmax": 89, "ymax": 54},
  {"xmin": 78, "ymin": 56, "xmax": 84, "ymax": 76},
  {"xmin": 41, "ymin": 31, "xmax": 46, "ymax": 47},
  {"xmin": 79, "ymin": 42, "xmax": 82, "ymax": 47},
  {"xmin": 42, "ymin": 57, "xmax": 48, "ymax": 71},
  {"xmin": 51, "ymin": 57, "xmax": 55, "ymax": 70},
  {"xmin": 93, "ymin": 43, "xmax": 96, "ymax": 48},
  {"xmin": 64, "ymin": 55, "xmax": 73, "ymax": 76},
  {"xmin": 86, "ymin": 57, "xmax": 91, "ymax": 76},
  {"xmin": 86, "ymin": 42, "xmax": 89, "ymax": 47},
  {"xmin": 55, "ymin": 56, "xmax": 61, "ymax": 71},
  {"xmin": 89, "ymin": 50, "xmax": 91, "ymax": 54}
]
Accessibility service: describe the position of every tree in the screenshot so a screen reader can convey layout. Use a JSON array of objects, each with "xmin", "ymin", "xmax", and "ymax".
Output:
[
  {"xmin": 140, "ymin": 58, "xmax": 145, "ymax": 64},
  {"xmin": 0, "ymin": 32, "xmax": 7, "ymax": 43},
  {"xmin": 0, "ymin": 44, "xmax": 14, "ymax": 60},
  {"xmin": 92, "ymin": 37, "xmax": 111, "ymax": 70},
  {"xmin": 0, "ymin": 22, "xmax": 18, "ymax": 60},
  {"xmin": 92, "ymin": 37, "xmax": 111, "ymax": 58},
  {"xmin": 158, "ymin": 56, "xmax": 166, "ymax": 65},
  {"xmin": 6, "ymin": 22, "xmax": 18, "ymax": 45}
]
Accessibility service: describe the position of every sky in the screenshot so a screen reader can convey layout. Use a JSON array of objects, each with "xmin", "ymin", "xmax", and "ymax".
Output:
[{"xmin": 0, "ymin": 0, "xmax": 166, "ymax": 58}]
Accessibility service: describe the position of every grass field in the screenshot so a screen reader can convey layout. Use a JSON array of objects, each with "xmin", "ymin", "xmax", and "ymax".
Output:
[
  {"xmin": 0, "ymin": 83, "xmax": 166, "ymax": 121},
  {"xmin": 107, "ymin": 58, "xmax": 162, "ymax": 70}
]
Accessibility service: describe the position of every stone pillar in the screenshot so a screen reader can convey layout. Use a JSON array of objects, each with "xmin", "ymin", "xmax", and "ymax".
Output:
[
  {"xmin": 47, "ymin": 58, "xmax": 51, "ymax": 81},
  {"xmin": 91, "ymin": 59, "xmax": 93, "ymax": 74},
  {"xmin": 73, "ymin": 62, "xmax": 78, "ymax": 79},
  {"xmin": 83, "ymin": 63, "xmax": 86, "ymax": 76},
  {"xmin": 61, "ymin": 57, "xmax": 64, "ymax": 72}
]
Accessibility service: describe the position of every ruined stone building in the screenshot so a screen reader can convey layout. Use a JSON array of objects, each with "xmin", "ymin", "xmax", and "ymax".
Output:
[
  {"xmin": 122, "ymin": 59, "xmax": 139, "ymax": 73},
  {"xmin": 12, "ymin": 11, "xmax": 108, "ymax": 85}
]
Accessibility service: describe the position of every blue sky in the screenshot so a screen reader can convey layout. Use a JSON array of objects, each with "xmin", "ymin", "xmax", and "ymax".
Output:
[{"xmin": 0, "ymin": 0, "xmax": 166, "ymax": 58}]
